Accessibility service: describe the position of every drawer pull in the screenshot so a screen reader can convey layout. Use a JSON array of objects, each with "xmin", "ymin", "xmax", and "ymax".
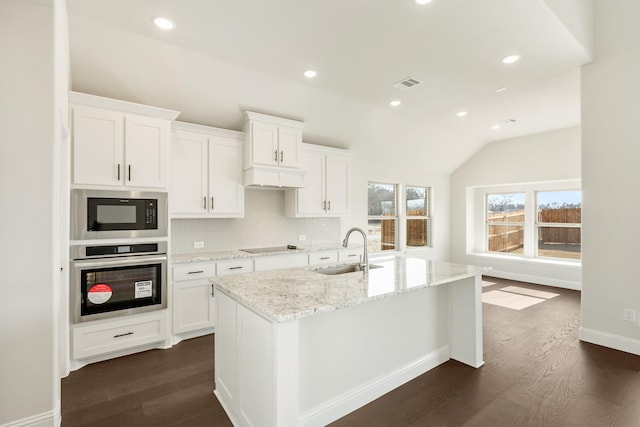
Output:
[
  {"xmin": 228, "ymin": 266, "xmax": 243, "ymax": 270},
  {"xmin": 188, "ymin": 270, "xmax": 204, "ymax": 274},
  {"xmin": 320, "ymin": 257, "xmax": 330, "ymax": 260},
  {"xmin": 211, "ymin": 284, "xmax": 215, "ymax": 297},
  {"xmin": 347, "ymin": 254, "xmax": 357, "ymax": 257},
  {"xmin": 114, "ymin": 331, "xmax": 134, "ymax": 338}
]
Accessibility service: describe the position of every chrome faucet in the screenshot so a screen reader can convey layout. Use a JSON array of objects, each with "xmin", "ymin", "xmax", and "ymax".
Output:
[{"xmin": 342, "ymin": 227, "xmax": 368, "ymax": 273}]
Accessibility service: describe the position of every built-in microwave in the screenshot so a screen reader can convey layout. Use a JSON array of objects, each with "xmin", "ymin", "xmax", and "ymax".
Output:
[{"xmin": 71, "ymin": 189, "xmax": 168, "ymax": 240}]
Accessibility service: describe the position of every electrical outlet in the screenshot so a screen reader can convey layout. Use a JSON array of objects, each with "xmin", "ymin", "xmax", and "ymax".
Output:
[
  {"xmin": 299, "ymin": 235, "xmax": 306, "ymax": 241},
  {"xmin": 193, "ymin": 241, "xmax": 205, "ymax": 249},
  {"xmin": 623, "ymin": 308, "xmax": 636, "ymax": 322}
]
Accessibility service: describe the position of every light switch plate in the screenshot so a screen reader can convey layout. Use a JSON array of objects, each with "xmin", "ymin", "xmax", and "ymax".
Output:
[{"xmin": 193, "ymin": 241, "xmax": 205, "ymax": 249}]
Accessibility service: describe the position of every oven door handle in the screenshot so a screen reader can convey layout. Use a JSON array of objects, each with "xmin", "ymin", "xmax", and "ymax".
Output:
[{"xmin": 73, "ymin": 255, "xmax": 167, "ymax": 268}]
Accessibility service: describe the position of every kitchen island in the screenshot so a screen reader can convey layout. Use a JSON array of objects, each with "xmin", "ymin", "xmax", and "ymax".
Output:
[{"xmin": 212, "ymin": 255, "xmax": 485, "ymax": 427}]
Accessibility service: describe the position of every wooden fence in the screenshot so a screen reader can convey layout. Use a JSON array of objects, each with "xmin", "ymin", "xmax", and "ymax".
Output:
[
  {"xmin": 487, "ymin": 208, "xmax": 581, "ymax": 253},
  {"xmin": 378, "ymin": 210, "xmax": 426, "ymax": 250}
]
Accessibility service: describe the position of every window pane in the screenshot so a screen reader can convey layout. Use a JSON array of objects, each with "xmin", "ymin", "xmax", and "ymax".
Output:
[
  {"xmin": 487, "ymin": 193, "xmax": 525, "ymax": 223},
  {"xmin": 368, "ymin": 219, "xmax": 396, "ymax": 252},
  {"xmin": 368, "ymin": 183, "xmax": 396, "ymax": 216},
  {"xmin": 537, "ymin": 191, "xmax": 582, "ymax": 223},
  {"xmin": 407, "ymin": 219, "xmax": 428, "ymax": 248},
  {"xmin": 538, "ymin": 226, "xmax": 581, "ymax": 259},
  {"xmin": 406, "ymin": 186, "xmax": 426, "ymax": 216},
  {"xmin": 487, "ymin": 224, "xmax": 524, "ymax": 254}
]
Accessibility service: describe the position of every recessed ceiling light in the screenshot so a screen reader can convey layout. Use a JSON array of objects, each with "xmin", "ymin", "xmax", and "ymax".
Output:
[
  {"xmin": 153, "ymin": 17, "xmax": 175, "ymax": 30},
  {"xmin": 495, "ymin": 87, "xmax": 507, "ymax": 93},
  {"xmin": 491, "ymin": 124, "xmax": 501, "ymax": 130},
  {"xmin": 303, "ymin": 70, "xmax": 317, "ymax": 78},
  {"xmin": 390, "ymin": 100, "xmax": 402, "ymax": 107},
  {"xmin": 415, "ymin": 0, "xmax": 433, "ymax": 5},
  {"xmin": 456, "ymin": 111, "xmax": 468, "ymax": 117},
  {"xmin": 502, "ymin": 55, "xmax": 520, "ymax": 64}
]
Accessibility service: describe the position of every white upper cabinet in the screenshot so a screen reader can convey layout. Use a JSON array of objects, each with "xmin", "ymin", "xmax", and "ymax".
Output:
[
  {"xmin": 243, "ymin": 111, "xmax": 305, "ymax": 187},
  {"xmin": 285, "ymin": 144, "xmax": 351, "ymax": 217},
  {"xmin": 171, "ymin": 122, "xmax": 244, "ymax": 218},
  {"xmin": 70, "ymin": 92, "xmax": 179, "ymax": 190}
]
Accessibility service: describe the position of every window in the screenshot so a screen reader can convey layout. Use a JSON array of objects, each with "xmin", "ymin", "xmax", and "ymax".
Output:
[
  {"xmin": 486, "ymin": 193, "xmax": 525, "ymax": 255},
  {"xmin": 536, "ymin": 190, "xmax": 582, "ymax": 260},
  {"xmin": 406, "ymin": 186, "xmax": 431, "ymax": 248},
  {"xmin": 368, "ymin": 182, "xmax": 397, "ymax": 252}
]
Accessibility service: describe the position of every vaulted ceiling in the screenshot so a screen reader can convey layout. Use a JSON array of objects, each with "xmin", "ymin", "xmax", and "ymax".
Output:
[{"xmin": 66, "ymin": 0, "xmax": 593, "ymax": 172}]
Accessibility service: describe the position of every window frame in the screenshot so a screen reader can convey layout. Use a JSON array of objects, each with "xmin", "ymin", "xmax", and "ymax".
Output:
[
  {"xmin": 534, "ymin": 190, "xmax": 582, "ymax": 260},
  {"xmin": 367, "ymin": 181, "xmax": 399, "ymax": 253},
  {"xmin": 404, "ymin": 184, "xmax": 432, "ymax": 249},
  {"xmin": 473, "ymin": 181, "xmax": 581, "ymax": 263}
]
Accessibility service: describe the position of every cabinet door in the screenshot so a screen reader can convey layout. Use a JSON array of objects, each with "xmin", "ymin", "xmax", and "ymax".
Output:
[
  {"xmin": 173, "ymin": 280, "xmax": 215, "ymax": 334},
  {"xmin": 72, "ymin": 105, "xmax": 124, "ymax": 186},
  {"xmin": 210, "ymin": 135, "xmax": 244, "ymax": 216},
  {"xmin": 250, "ymin": 121, "xmax": 278, "ymax": 166},
  {"xmin": 171, "ymin": 131, "xmax": 208, "ymax": 215},
  {"xmin": 125, "ymin": 114, "xmax": 170, "ymax": 188},
  {"xmin": 325, "ymin": 154, "xmax": 351, "ymax": 215},
  {"xmin": 277, "ymin": 126, "xmax": 301, "ymax": 168},
  {"xmin": 296, "ymin": 150, "xmax": 326, "ymax": 215}
]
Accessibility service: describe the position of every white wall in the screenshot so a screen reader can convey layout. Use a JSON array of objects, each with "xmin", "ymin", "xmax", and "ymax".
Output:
[
  {"xmin": 0, "ymin": 0, "xmax": 68, "ymax": 425},
  {"xmin": 580, "ymin": 0, "xmax": 640, "ymax": 355},
  {"xmin": 450, "ymin": 127, "xmax": 582, "ymax": 288},
  {"xmin": 68, "ymin": 15, "xmax": 452, "ymax": 261}
]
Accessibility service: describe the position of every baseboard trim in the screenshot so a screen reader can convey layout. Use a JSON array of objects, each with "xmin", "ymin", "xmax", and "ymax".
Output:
[
  {"xmin": 299, "ymin": 345, "xmax": 450, "ymax": 427},
  {"xmin": 0, "ymin": 405, "xmax": 60, "ymax": 427},
  {"xmin": 580, "ymin": 327, "xmax": 640, "ymax": 356},
  {"xmin": 485, "ymin": 270, "xmax": 581, "ymax": 291}
]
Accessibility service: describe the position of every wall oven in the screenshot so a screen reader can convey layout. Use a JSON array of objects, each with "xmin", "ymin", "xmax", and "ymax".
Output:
[
  {"xmin": 71, "ymin": 189, "xmax": 168, "ymax": 240},
  {"xmin": 70, "ymin": 242, "xmax": 167, "ymax": 323}
]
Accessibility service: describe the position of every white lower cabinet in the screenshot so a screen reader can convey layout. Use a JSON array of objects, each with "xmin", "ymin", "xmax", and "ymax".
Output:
[
  {"xmin": 308, "ymin": 250, "xmax": 338, "ymax": 266},
  {"xmin": 339, "ymin": 247, "xmax": 365, "ymax": 264},
  {"xmin": 217, "ymin": 258, "xmax": 254, "ymax": 276},
  {"xmin": 72, "ymin": 311, "xmax": 168, "ymax": 360},
  {"xmin": 172, "ymin": 262, "xmax": 216, "ymax": 335}
]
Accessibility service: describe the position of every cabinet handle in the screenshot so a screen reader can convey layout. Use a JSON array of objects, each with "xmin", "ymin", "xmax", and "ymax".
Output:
[
  {"xmin": 211, "ymin": 284, "xmax": 215, "ymax": 297},
  {"xmin": 347, "ymin": 254, "xmax": 357, "ymax": 257},
  {"xmin": 328, "ymin": 200, "xmax": 331, "ymax": 211},
  {"xmin": 128, "ymin": 164, "xmax": 131, "ymax": 181},
  {"xmin": 228, "ymin": 266, "xmax": 243, "ymax": 270},
  {"xmin": 280, "ymin": 150, "xmax": 284, "ymax": 162},
  {"xmin": 320, "ymin": 257, "xmax": 330, "ymax": 260},
  {"xmin": 114, "ymin": 331, "xmax": 133, "ymax": 338},
  {"xmin": 274, "ymin": 150, "xmax": 278, "ymax": 162},
  {"xmin": 323, "ymin": 200, "xmax": 327, "ymax": 210},
  {"xmin": 117, "ymin": 163, "xmax": 121, "ymax": 181},
  {"xmin": 204, "ymin": 196, "xmax": 207, "ymax": 210},
  {"xmin": 188, "ymin": 270, "xmax": 204, "ymax": 274},
  {"xmin": 211, "ymin": 197, "xmax": 214, "ymax": 210}
]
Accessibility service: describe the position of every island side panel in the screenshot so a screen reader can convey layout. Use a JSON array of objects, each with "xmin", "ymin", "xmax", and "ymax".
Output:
[
  {"xmin": 449, "ymin": 274, "xmax": 484, "ymax": 368},
  {"xmin": 214, "ymin": 291, "xmax": 239, "ymax": 425},
  {"xmin": 297, "ymin": 285, "xmax": 450, "ymax": 426}
]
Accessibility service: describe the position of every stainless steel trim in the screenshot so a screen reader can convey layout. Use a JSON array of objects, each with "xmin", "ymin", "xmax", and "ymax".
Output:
[
  {"xmin": 71, "ymin": 189, "xmax": 168, "ymax": 241},
  {"xmin": 69, "ymin": 241, "xmax": 168, "ymax": 260},
  {"xmin": 70, "ymin": 252, "xmax": 168, "ymax": 323}
]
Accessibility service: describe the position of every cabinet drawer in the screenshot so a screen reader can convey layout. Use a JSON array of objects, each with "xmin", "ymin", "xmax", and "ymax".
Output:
[
  {"xmin": 338, "ymin": 248, "xmax": 364, "ymax": 263},
  {"xmin": 72, "ymin": 312, "xmax": 168, "ymax": 359},
  {"xmin": 309, "ymin": 251, "xmax": 338, "ymax": 266},
  {"xmin": 217, "ymin": 259, "xmax": 254, "ymax": 276},
  {"xmin": 173, "ymin": 262, "xmax": 216, "ymax": 282},
  {"xmin": 254, "ymin": 253, "xmax": 308, "ymax": 272}
]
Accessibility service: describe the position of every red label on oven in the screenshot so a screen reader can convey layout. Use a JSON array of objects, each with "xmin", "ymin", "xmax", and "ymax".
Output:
[{"xmin": 88, "ymin": 283, "xmax": 113, "ymax": 304}]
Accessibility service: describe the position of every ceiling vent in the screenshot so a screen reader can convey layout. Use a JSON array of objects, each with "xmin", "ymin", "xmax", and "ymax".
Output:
[{"xmin": 392, "ymin": 77, "xmax": 422, "ymax": 89}]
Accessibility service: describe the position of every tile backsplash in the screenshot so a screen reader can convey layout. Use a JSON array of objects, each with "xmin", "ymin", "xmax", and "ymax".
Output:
[{"xmin": 171, "ymin": 188, "xmax": 341, "ymax": 254}]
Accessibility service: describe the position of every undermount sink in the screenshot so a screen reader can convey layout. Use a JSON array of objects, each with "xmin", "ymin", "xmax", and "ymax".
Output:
[{"xmin": 315, "ymin": 264, "xmax": 383, "ymax": 275}]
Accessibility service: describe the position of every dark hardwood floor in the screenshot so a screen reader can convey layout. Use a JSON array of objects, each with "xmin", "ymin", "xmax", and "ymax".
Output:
[{"xmin": 61, "ymin": 277, "xmax": 640, "ymax": 426}]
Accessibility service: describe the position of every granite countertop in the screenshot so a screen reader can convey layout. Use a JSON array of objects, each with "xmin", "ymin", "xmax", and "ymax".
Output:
[
  {"xmin": 171, "ymin": 244, "xmax": 353, "ymax": 264},
  {"xmin": 212, "ymin": 255, "xmax": 486, "ymax": 323}
]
